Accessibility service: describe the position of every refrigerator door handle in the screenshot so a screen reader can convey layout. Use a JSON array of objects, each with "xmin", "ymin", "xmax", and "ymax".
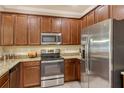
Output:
[
  {"xmin": 87, "ymin": 36, "xmax": 90, "ymax": 74},
  {"xmin": 85, "ymin": 37, "xmax": 90, "ymax": 74}
]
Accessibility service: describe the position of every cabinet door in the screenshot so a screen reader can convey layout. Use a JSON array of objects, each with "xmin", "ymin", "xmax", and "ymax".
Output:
[
  {"xmin": 52, "ymin": 17, "xmax": 61, "ymax": 32},
  {"xmin": 41, "ymin": 16, "xmax": 52, "ymax": 32},
  {"xmin": 28, "ymin": 16, "xmax": 40, "ymax": 45},
  {"xmin": 95, "ymin": 5, "xmax": 109, "ymax": 23},
  {"xmin": 21, "ymin": 62, "xmax": 40, "ymax": 88},
  {"xmin": 0, "ymin": 72, "xmax": 9, "ymax": 88},
  {"xmin": 23, "ymin": 66, "xmax": 40, "ymax": 87},
  {"xmin": 77, "ymin": 20, "xmax": 81, "ymax": 44},
  {"xmin": 14, "ymin": 14, "xmax": 28, "ymax": 45},
  {"xmin": 1, "ymin": 13, "xmax": 14, "ymax": 45},
  {"xmin": 9, "ymin": 66, "xmax": 17, "ymax": 88},
  {"xmin": 1, "ymin": 80, "xmax": 9, "ymax": 88},
  {"xmin": 70, "ymin": 19, "xmax": 79, "ymax": 45},
  {"xmin": 62, "ymin": 18, "xmax": 71, "ymax": 45},
  {"xmin": 123, "ymin": 76, "xmax": 124, "ymax": 88},
  {"xmin": 75, "ymin": 59, "xmax": 81, "ymax": 81},
  {"xmin": 110, "ymin": 5, "xmax": 124, "ymax": 20},
  {"xmin": 81, "ymin": 16, "xmax": 87, "ymax": 31},
  {"xmin": 64, "ymin": 59, "xmax": 76, "ymax": 82},
  {"xmin": 0, "ymin": 13, "xmax": 1, "ymax": 45},
  {"xmin": 87, "ymin": 11, "xmax": 95, "ymax": 26},
  {"xmin": 9, "ymin": 63, "xmax": 20, "ymax": 88}
]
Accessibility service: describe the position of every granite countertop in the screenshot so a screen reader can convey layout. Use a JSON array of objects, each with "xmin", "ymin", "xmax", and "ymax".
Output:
[
  {"xmin": 0, "ymin": 57, "xmax": 41, "ymax": 77},
  {"xmin": 0, "ymin": 54, "xmax": 81, "ymax": 78},
  {"xmin": 62, "ymin": 55, "xmax": 81, "ymax": 59},
  {"xmin": 61, "ymin": 53, "xmax": 81, "ymax": 59}
]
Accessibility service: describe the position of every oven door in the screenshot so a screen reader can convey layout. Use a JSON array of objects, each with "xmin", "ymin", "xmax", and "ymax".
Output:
[
  {"xmin": 41, "ymin": 59, "xmax": 64, "ymax": 80},
  {"xmin": 41, "ymin": 33, "xmax": 61, "ymax": 44}
]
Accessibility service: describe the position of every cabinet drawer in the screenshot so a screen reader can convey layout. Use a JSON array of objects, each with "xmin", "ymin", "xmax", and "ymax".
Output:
[
  {"xmin": 0, "ymin": 72, "xmax": 9, "ymax": 87},
  {"xmin": 23, "ymin": 61, "xmax": 40, "ymax": 67}
]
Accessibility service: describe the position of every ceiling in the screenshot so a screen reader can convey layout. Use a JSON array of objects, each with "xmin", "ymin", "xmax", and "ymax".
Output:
[
  {"xmin": 25, "ymin": 5, "xmax": 91, "ymax": 13},
  {"xmin": 0, "ymin": 5, "xmax": 97, "ymax": 18}
]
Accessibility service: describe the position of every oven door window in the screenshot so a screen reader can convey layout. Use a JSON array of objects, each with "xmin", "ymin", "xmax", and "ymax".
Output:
[
  {"xmin": 41, "ymin": 62, "xmax": 64, "ymax": 77},
  {"xmin": 42, "ymin": 36, "xmax": 56, "ymax": 42}
]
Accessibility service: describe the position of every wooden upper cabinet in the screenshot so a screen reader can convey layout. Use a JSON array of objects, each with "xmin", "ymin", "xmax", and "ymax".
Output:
[
  {"xmin": 95, "ymin": 5, "xmax": 109, "ymax": 23},
  {"xmin": 81, "ymin": 16, "xmax": 87, "ymax": 31},
  {"xmin": 52, "ymin": 17, "xmax": 61, "ymax": 32},
  {"xmin": 28, "ymin": 16, "xmax": 40, "ymax": 45},
  {"xmin": 41, "ymin": 17, "xmax": 61, "ymax": 33},
  {"xmin": 77, "ymin": 20, "xmax": 81, "ymax": 44},
  {"xmin": 62, "ymin": 18, "xmax": 71, "ymax": 45},
  {"xmin": 87, "ymin": 11, "xmax": 95, "ymax": 26},
  {"xmin": 14, "ymin": 14, "xmax": 28, "ymax": 45},
  {"xmin": 1, "ymin": 13, "xmax": 14, "ymax": 45},
  {"xmin": 41, "ymin": 16, "xmax": 52, "ymax": 32},
  {"xmin": 110, "ymin": 5, "xmax": 124, "ymax": 20},
  {"xmin": 70, "ymin": 19, "xmax": 79, "ymax": 45}
]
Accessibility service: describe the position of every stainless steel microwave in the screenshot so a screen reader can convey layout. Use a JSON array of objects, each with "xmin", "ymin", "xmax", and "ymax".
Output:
[{"xmin": 41, "ymin": 33, "xmax": 62, "ymax": 45}]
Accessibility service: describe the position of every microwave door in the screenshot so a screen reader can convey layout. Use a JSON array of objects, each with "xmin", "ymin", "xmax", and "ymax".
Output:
[
  {"xmin": 41, "ymin": 33, "xmax": 61, "ymax": 44},
  {"xmin": 41, "ymin": 35, "xmax": 56, "ymax": 44}
]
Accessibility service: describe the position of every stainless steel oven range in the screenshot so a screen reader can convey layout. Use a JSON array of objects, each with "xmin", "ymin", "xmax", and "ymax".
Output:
[{"xmin": 41, "ymin": 49, "xmax": 64, "ymax": 87}]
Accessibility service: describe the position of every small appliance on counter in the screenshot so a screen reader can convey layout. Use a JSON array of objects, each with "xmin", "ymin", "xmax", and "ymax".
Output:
[
  {"xmin": 41, "ymin": 49, "xmax": 64, "ymax": 87},
  {"xmin": 28, "ymin": 51, "xmax": 37, "ymax": 58}
]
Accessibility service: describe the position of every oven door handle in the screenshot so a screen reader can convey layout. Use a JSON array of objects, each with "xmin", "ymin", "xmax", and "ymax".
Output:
[{"xmin": 41, "ymin": 60, "xmax": 64, "ymax": 63}]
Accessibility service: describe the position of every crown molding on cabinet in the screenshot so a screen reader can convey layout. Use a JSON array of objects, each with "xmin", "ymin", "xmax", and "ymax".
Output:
[
  {"xmin": 80, "ymin": 5, "xmax": 98, "ymax": 17},
  {"xmin": 0, "ymin": 5, "xmax": 98, "ymax": 18}
]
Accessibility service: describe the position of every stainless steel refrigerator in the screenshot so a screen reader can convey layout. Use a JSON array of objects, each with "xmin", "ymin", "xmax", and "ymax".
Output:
[{"xmin": 81, "ymin": 19, "xmax": 124, "ymax": 88}]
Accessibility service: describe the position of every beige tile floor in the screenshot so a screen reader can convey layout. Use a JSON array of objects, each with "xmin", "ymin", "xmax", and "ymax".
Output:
[{"xmin": 50, "ymin": 81, "xmax": 81, "ymax": 88}]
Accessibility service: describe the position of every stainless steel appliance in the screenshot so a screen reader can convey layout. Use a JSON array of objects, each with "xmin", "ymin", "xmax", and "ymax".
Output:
[
  {"xmin": 41, "ymin": 49, "xmax": 64, "ymax": 87},
  {"xmin": 81, "ymin": 19, "xmax": 124, "ymax": 88},
  {"xmin": 41, "ymin": 33, "xmax": 61, "ymax": 45}
]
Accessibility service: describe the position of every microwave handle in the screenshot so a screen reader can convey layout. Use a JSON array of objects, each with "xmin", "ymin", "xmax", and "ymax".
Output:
[{"xmin": 56, "ymin": 35, "xmax": 62, "ymax": 43}]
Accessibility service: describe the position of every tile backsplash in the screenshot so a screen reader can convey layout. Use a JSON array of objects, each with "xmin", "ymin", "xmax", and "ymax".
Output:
[{"xmin": 0, "ymin": 45, "xmax": 81, "ymax": 57}]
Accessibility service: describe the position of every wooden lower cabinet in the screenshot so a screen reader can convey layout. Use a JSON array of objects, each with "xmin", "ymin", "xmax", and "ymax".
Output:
[
  {"xmin": 0, "ymin": 72, "xmax": 9, "ymax": 88},
  {"xmin": 122, "ymin": 75, "xmax": 124, "ymax": 88},
  {"xmin": 20, "ymin": 61, "xmax": 41, "ymax": 88},
  {"xmin": 1, "ymin": 79, "xmax": 9, "ymax": 88},
  {"xmin": 64, "ymin": 59, "xmax": 76, "ymax": 82},
  {"xmin": 64, "ymin": 59, "xmax": 80, "ymax": 82},
  {"xmin": 75, "ymin": 59, "xmax": 81, "ymax": 81},
  {"xmin": 9, "ymin": 63, "xmax": 20, "ymax": 88}
]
